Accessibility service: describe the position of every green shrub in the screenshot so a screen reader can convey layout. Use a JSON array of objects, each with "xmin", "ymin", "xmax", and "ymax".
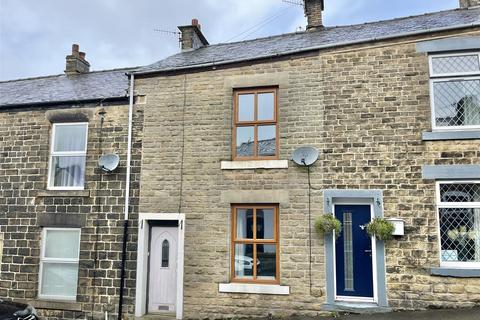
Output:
[
  {"xmin": 315, "ymin": 214, "xmax": 342, "ymax": 238},
  {"xmin": 366, "ymin": 218, "xmax": 395, "ymax": 241}
]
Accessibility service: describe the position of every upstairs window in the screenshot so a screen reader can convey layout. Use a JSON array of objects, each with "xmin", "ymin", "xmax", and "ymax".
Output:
[
  {"xmin": 429, "ymin": 52, "xmax": 480, "ymax": 130},
  {"xmin": 233, "ymin": 88, "xmax": 278, "ymax": 160},
  {"xmin": 48, "ymin": 123, "xmax": 88, "ymax": 190},
  {"xmin": 437, "ymin": 181, "xmax": 480, "ymax": 268}
]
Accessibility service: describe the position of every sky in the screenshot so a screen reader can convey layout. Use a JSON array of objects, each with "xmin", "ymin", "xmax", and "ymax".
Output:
[{"xmin": 0, "ymin": 0, "xmax": 460, "ymax": 81}]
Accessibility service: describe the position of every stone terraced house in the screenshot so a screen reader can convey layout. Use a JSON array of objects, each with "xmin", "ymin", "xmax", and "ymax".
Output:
[
  {"xmin": 1, "ymin": 1, "xmax": 480, "ymax": 319},
  {"xmin": 0, "ymin": 45, "xmax": 143, "ymax": 319}
]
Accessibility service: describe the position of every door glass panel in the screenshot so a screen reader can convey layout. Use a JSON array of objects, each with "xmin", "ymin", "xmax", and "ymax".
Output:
[
  {"xmin": 256, "ymin": 209, "xmax": 274, "ymax": 239},
  {"xmin": 257, "ymin": 125, "xmax": 276, "ymax": 157},
  {"xmin": 256, "ymin": 244, "xmax": 276, "ymax": 280},
  {"xmin": 258, "ymin": 92, "xmax": 275, "ymax": 120},
  {"xmin": 234, "ymin": 244, "xmax": 254, "ymax": 279},
  {"xmin": 162, "ymin": 239, "xmax": 169, "ymax": 268},
  {"xmin": 343, "ymin": 212, "xmax": 354, "ymax": 291},
  {"xmin": 236, "ymin": 126, "xmax": 255, "ymax": 157},
  {"xmin": 238, "ymin": 94, "xmax": 254, "ymax": 121},
  {"xmin": 236, "ymin": 209, "xmax": 254, "ymax": 239}
]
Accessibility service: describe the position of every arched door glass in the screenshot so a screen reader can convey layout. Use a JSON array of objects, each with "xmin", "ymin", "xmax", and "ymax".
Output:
[{"xmin": 161, "ymin": 239, "xmax": 169, "ymax": 268}]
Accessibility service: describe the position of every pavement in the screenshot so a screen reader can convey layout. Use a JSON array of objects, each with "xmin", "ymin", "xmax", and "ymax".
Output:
[{"xmin": 282, "ymin": 308, "xmax": 480, "ymax": 320}]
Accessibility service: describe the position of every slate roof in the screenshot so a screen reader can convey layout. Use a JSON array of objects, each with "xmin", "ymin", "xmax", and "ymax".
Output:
[
  {"xmin": 0, "ymin": 68, "xmax": 134, "ymax": 108},
  {"xmin": 136, "ymin": 7, "xmax": 480, "ymax": 74}
]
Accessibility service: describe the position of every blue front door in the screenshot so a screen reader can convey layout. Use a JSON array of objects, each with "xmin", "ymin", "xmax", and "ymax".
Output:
[{"xmin": 335, "ymin": 205, "xmax": 374, "ymax": 298}]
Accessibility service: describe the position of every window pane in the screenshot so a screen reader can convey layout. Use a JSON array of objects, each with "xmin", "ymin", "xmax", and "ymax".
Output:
[
  {"xmin": 432, "ymin": 55, "xmax": 480, "ymax": 75},
  {"xmin": 440, "ymin": 183, "xmax": 480, "ymax": 203},
  {"xmin": 50, "ymin": 156, "xmax": 86, "ymax": 188},
  {"xmin": 162, "ymin": 240, "xmax": 169, "ymax": 268},
  {"xmin": 236, "ymin": 209, "xmax": 254, "ymax": 239},
  {"xmin": 257, "ymin": 244, "xmax": 276, "ymax": 280},
  {"xmin": 433, "ymin": 79, "xmax": 480, "ymax": 127},
  {"xmin": 258, "ymin": 92, "xmax": 275, "ymax": 121},
  {"xmin": 256, "ymin": 209, "xmax": 274, "ymax": 240},
  {"xmin": 41, "ymin": 262, "xmax": 79, "ymax": 297},
  {"xmin": 238, "ymin": 94, "xmax": 254, "ymax": 121},
  {"xmin": 236, "ymin": 126, "xmax": 254, "ymax": 157},
  {"xmin": 44, "ymin": 230, "xmax": 80, "ymax": 259},
  {"xmin": 53, "ymin": 124, "xmax": 87, "ymax": 152},
  {"xmin": 439, "ymin": 208, "xmax": 480, "ymax": 263},
  {"xmin": 257, "ymin": 125, "xmax": 276, "ymax": 157},
  {"xmin": 234, "ymin": 244, "xmax": 254, "ymax": 279}
]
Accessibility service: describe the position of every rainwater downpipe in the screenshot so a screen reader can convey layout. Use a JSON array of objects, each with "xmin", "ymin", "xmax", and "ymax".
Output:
[{"xmin": 118, "ymin": 74, "xmax": 135, "ymax": 320}]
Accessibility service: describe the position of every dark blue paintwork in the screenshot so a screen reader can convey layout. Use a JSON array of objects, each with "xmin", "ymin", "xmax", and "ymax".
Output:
[{"xmin": 335, "ymin": 205, "xmax": 374, "ymax": 298}]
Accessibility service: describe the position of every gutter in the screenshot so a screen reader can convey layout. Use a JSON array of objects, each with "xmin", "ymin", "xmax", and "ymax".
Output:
[
  {"xmin": 117, "ymin": 74, "xmax": 134, "ymax": 320},
  {"xmin": 0, "ymin": 97, "xmax": 128, "ymax": 110},
  {"xmin": 131, "ymin": 22, "xmax": 480, "ymax": 76}
]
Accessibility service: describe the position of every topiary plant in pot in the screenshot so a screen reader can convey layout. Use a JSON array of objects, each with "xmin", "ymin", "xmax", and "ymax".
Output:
[
  {"xmin": 366, "ymin": 218, "xmax": 395, "ymax": 241},
  {"xmin": 315, "ymin": 214, "xmax": 342, "ymax": 238}
]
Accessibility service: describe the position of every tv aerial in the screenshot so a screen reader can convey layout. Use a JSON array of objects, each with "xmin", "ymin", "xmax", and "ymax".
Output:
[
  {"xmin": 291, "ymin": 146, "xmax": 319, "ymax": 166},
  {"xmin": 98, "ymin": 154, "xmax": 120, "ymax": 173}
]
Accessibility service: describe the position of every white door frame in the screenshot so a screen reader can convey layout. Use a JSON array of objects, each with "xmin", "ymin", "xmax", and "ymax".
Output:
[
  {"xmin": 135, "ymin": 213, "xmax": 185, "ymax": 319},
  {"xmin": 332, "ymin": 202, "xmax": 378, "ymax": 303}
]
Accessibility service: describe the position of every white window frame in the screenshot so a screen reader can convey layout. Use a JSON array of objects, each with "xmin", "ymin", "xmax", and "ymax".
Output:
[
  {"xmin": 38, "ymin": 228, "xmax": 81, "ymax": 301},
  {"xmin": 47, "ymin": 122, "xmax": 88, "ymax": 190},
  {"xmin": 436, "ymin": 180, "xmax": 480, "ymax": 269},
  {"xmin": 428, "ymin": 52, "xmax": 480, "ymax": 131}
]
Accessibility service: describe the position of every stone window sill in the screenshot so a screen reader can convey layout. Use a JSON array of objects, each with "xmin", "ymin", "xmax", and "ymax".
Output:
[
  {"xmin": 422, "ymin": 130, "xmax": 480, "ymax": 141},
  {"xmin": 430, "ymin": 267, "xmax": 480, "ymax": 278},
  {"xmin": 219, "ymin": 283, "xmax": 289, "ymax": 295},
  {"xmin": 37, "ymin": 190, "xmax": 90, "ymax": 197},
  {"xmin": 221, "ymin": 160, "xmax": 289, "ymax": 170},
  {"xmin": 25, "ymin": 299, "xmax": 82, "ymax": 311}
]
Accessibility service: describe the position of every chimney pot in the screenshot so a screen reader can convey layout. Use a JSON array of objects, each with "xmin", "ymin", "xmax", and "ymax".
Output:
[
  {"xmin": 178, "ymin": 19, "xmax": 209, "ymax": 51},
  {"xmin": 65, "ymin": 44, "xmax": 90, "ymax": 75}
]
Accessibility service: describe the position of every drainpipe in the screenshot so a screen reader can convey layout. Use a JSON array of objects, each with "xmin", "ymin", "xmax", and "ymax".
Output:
[{"xmin": 118, "ymin": 74, "xmax": 134, "ymax": 320}]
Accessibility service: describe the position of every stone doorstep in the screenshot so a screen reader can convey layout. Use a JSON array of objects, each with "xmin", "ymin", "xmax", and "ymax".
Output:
[{"xmin": 323, "ymin": 302, "xmax": 392, "ymax": 314}]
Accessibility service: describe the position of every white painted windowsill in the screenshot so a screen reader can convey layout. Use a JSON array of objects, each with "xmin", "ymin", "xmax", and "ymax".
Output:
[
  {"xmin": 219, "ymin": 283, "xmax": 290, "ymax": 295},
  {"xmin": 221, "ymin": 160, "xmax": 289, "ymax": 170}
]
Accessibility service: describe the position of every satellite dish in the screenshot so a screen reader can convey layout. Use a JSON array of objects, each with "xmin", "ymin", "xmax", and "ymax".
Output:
[
  {"xmin": 98, "ymin": 154, "xmax": 120, "ymax": 173},
  {"xmin": 291, "ymin": 147, "xmax": 319, "ymax": 166}
]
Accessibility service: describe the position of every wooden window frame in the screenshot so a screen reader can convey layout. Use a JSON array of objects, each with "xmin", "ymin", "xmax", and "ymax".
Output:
[
  {"xmin": 231, "ymin": 204, "xmax": 280, "ymax": 284},
  {"xmin": 233, "ymin": 87, "xmax": 279, "ymax": 160}
]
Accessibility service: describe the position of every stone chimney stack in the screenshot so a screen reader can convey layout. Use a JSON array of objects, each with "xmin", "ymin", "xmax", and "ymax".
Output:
[
  {"xmin": 178, "ymin": 19, "xmax": 209, "ymax": 51},
  {"xmin": 65, "ymin": 44, "xmax": 90, "ymax": 75},
  {"xmin": 460, "ymin": 0, "xmax": 480, "ymax": 7},
  {"xmin": 304, "ymin": 0, "xmax": 324, "ymax": 30}
]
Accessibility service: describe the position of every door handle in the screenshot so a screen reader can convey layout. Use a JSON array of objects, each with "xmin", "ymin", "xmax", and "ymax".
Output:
[{"xmin": 364, "ymin": 249, "xmax": 372, "ymax": 253}]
